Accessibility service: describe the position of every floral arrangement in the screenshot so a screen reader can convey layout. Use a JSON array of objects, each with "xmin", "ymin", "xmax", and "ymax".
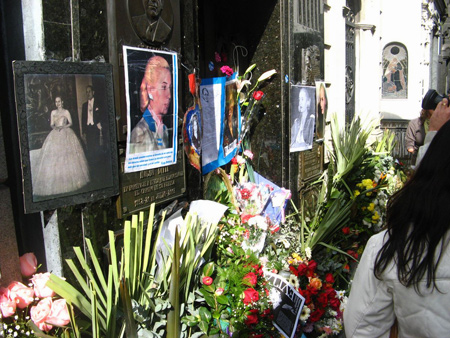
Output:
[
  {"xmin": 183, "ymin": 248, "xmax": 276, "ymax": 337},
  {"xmin": 287, "ymin": 254, "xmax": 345, "ymax": 336},
  {"xmin": 0, "ymin": 253, "xmax": 70, "ymax": 337}
]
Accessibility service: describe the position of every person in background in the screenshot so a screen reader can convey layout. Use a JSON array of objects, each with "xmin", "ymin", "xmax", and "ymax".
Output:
[
  {"xmin": 130, "ymin": 55, "xmax": 172, "ymax": 153},
  {"xmin": 405, "ymin": 93, "xmax": 434, "ymax": 165},
  {"xmin": 344, "ymin": 98, "xmax": 450, "ymax": 338}
]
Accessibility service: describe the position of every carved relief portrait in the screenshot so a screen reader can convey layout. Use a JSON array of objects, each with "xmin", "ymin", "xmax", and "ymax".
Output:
[
  {"xmin": 301, "ymin": 45, "xmax": 320, "ymax": 85},
  {"xmin": 129, "ymin": 0, "xmax": 174, "ymax": 46}
]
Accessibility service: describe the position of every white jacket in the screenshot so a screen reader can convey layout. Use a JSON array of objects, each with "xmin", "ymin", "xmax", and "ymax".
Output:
[{"xmin": 344, "ymin": 230, "xmax": 450, "ymax": 338}]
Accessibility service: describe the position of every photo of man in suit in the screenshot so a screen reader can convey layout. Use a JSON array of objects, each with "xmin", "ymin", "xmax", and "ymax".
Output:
[{"xmin": 82, "ymin": 85, "xmax": 105, "ymax": 176}]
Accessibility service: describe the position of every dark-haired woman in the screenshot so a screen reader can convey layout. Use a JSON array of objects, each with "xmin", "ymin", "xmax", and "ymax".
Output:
[{"xmin": 344, "ymin": 99, "xmax": 450, "ymax": 337}]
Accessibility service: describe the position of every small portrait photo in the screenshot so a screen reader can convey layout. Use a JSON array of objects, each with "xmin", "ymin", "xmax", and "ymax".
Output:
[
  {"xmin": 187, "ymin": 110, "xmax": 201, "ymax": 154},
  {"xmin": 315, "ymin": 81, "xmax": 328, "ymax": 140},
  {"xmin": 290, "ymin": 85, "xmax": 316, "ymax": 152}
]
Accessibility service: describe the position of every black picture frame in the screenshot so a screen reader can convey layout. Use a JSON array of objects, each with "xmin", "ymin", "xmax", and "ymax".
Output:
[{"xmin": 13, "ymin": 61, "xmax": 119, "ymax": 213}]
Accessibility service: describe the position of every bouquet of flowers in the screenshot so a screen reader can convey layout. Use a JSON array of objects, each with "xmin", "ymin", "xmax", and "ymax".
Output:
[
  {"xmin": 287, "ymin": 253, "xmax": 346, "ymax": 337},
  {"xmin": 0, "ymin": 253, "xmax": 71, "ymax": 337}
]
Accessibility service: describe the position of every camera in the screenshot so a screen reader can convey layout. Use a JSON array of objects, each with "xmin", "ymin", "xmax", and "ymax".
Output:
[{"xmin": 422, "ymin": 89, "xmax": 449, "ymax": 110}]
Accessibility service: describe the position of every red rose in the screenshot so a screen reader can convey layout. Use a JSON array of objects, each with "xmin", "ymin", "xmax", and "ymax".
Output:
[
  {"xmin": 251, "ymin": 264, "xmax": 263, "ymax": 276},
  {"xmin": 243, "ymin": 288, "xmax": 259, "ymax": 305},
  {"xmin": 231, "ymin": 157, "xmax": 238, "ymax": 164},
  {"xmin": 317, "ymin": 293, "xmax": 328, "ymax": 308},
  {"xmin": 329, "ymin": 296, "xmax": 341, "ymax": 311},
  {"xmin": 243, "ymin": 272, "xmax": 258, "ymax": 286},
  {"xmin": 343, "ymin": 264, "xmax": 350, "ymax": 272},
  {"xmin": 252, "ymin": 91, "xmax": 264, "ymax": 101},
  {"xmin": 241, "ymin": 188, "xmax": 251, "ymax": 200},
  {"xmin": 299, "ymin": 289, "xmax": 312, "ymax": 305},
  {"xmin": 202, "ymin": 276, "xmax": 213, "ymax": 286},
  {"xmin": 307, "ymin": 260, "xmax": 317, "ymax": 276},
  {"xmin": 296, "ymin": 263, "xmax": 308, "ymax": 276},
  {"xmin": 325, "ymin": 273, "xmax": 335, "ymax": 284},
  {"xmin": 245, "ymin": 309, "xmax": 259, "ymax": 325},
  {"xmin": 342, "ymin": 227, "xmax": 350, "ymax": 235},
  {"xmin": 290, "ymin": 265, "xmax": 299, "ymax": 277},
  {"xmin": 309, "ymin": 308, "xmax": 325, "ymax": 322}
]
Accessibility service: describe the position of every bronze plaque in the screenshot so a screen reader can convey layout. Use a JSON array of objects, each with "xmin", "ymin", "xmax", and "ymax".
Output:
[
  {"xmin": 298, "ymin": 142, "xmax": 323, "ymax": 185},
  {"xmin": 118, "ymin": 148, "xmax": 185, "ymax": 217}
]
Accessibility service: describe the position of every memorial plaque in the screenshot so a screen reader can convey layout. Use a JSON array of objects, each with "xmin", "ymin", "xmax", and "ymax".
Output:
[
  {"xmin": 298, "ymin": 142, "xmax": 323, "ymax": 186},
  {"xmin": 117, "ymin": 148, "xmax": 185, "ymax": 218}
]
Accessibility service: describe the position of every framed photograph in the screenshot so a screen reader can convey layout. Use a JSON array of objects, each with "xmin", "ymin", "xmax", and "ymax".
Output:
[
  {"xmin": 290, "ymin": 85, "xmax": 316, "ymax": 153},
  {"xmin": 123, "ymin": 45, "xmax": 178, "ymax": 173},
  {"xmin": 13, "ymin": 61, "xmax": 119, "ymax": 214},
  {"xmin": 315, "ymin": 81, "xmax": 328, "ymax": 140}
]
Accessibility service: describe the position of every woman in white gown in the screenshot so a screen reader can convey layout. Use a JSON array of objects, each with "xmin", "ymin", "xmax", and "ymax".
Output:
[{"xmin": 33, "ymin": 96, "xmax": 90, "ymax": 196}]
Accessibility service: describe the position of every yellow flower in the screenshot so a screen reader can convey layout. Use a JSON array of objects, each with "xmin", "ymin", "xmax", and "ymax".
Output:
[
  {"xmin": 362, "ymin": 179, "xmax": 373, "ymax": 188},
  {"xmin": 371, "ymin": 211, "xmax": 380, "ymax": 223},
  {"xmin": 354, "ymin": 190, "xmax": 360, "ymax": 197},
  {"xmin": 367, "ymin": 203, "xmax": 375, "ymax": 212}
]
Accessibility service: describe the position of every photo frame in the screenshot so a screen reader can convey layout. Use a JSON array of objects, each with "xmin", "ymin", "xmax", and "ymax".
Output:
[
  {"xmin": 123, "ymin": 45, "xmax": 178, "ymax": 173},
  {"xmin": 13, "ymin": 61, "xmax": 119, "ymax": 214},
  {"xmin": 290, "ymin": 85, "xmax": 316, "ymax": 153}
]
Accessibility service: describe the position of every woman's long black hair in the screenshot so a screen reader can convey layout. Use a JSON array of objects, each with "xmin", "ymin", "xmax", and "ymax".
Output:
[{"xmin": 374, "ymin": 119, "xmax": 450, "ymax": 290}]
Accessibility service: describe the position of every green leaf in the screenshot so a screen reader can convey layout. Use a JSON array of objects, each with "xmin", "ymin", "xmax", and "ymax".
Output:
[
  {"xmin": 199, "ymin": 307, "xmax": 212, "ymax": 323},
  {"xmin": 216, "ymin": 295, "xmax": 229, "ymax": 305},
  {"xmin": 202, "ymin": 262, "xmax": 215, "ymax": 277}
]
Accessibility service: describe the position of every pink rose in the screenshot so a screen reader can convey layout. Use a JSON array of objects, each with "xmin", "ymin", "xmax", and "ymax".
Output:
[
  {"xmin": 202, "ymin": 276, "xmax": 213, "ymax": 286},
  {"xmin": 215, "ymin": 288, "xmax": 224, "ymax": 296},
  {"xmin": 8, "ymin": 282, "xmax": 35, "ymax": 309},
  {"xmin": 243, "ymin": 150, "xmax": 254, "ymax": 160},
  {"xmin": 0, "ymin": 287, "xmax": 16, "ymax": 318},
  {"xmin": 30, "ymin": 297, "xmax": 53, "ymax": 332},
  {"xmin": 46, "ymin": 299, "xmax": 70, "ymax": 327},
  {"xmin": 20, "ymin": 252, "xmax": 37, "ymax": 277},
  {"xmin": 243, "ymin": 288, "xmax": 259, "ymax": 305},
  {"xmin": 220, "ymin": 66, "xmax": 234, "ymax": 77},
  {"xmin": 32, "ymin": 273, "xmax": 55, "ymax": 298}
]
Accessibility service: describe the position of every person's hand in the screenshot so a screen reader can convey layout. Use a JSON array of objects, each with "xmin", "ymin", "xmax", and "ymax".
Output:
[{"xmin": 429, "ymin": 98, "xmax": 450, "ymax": 131}]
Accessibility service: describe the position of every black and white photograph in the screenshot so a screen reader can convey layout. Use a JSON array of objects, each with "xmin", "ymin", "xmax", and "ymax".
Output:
[
  {"xmin": 265, "ymin": 271, "xmax": 305, "ymax": 338},
  {"xmin": 124, "ymin": 45, "xmax": 178, "ymax": 172},
  {"xmin": 12, "ymin": 61, "xmax": 119, "ymax": 213},
  {"xmin": 290, "ymin": 85, "xmax": 316, "ymax": 152}
]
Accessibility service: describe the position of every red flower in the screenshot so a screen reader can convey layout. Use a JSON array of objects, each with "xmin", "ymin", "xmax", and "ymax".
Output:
[
  {"xmin": 241, "ymin": 188, "xmax": 251, "ymax": 200},
  {"xmin": 202, "ymin": 276, "xmax": 213, "ymax": 286},
  {"xmin": 347, "ymin": 250, "xmax": 358, "ymax": 259},
  {"xmin": 241, "ymin": 214, "xmax": 255, "ymax": 224},
  {"xmin": 309, "ymin": 308, "xmax": 325, "ymax": 322},
  {"xmin": 251, "ymin": 264, "xmax": 264, "ymax": 276},
  {"xmin": 329, "ymin": 296, "xmax": 341, "ymax": 311},
  {"xmin": 252, "ymin": 91, "xmax": 264, "ymax": 101},
  {"xmin": 243, "ymin": 288, "xmax": 259, "ymax": 305},
  {"xmin": 296, "ymin": 263, "xmax": 308, "ymax": 276},
  {"xmin": 306, "ymin": 260, "xmax": 317, "ymax": 276},
  {"xmin": 299, "ymin": 289, "xmax": 312, "ymax": 305},
  {"xmin": 317, "ymin": 293, "xmax": 328, "ymax": 308},
  {"xmin": 245, "ymin": 309, "xmax": 259, "ymax": 325},
  {"xmin": 343, "ymin": 264, "xmax": 350, "ymax": 272},
  {"xmin": 243, "ymin": 272, "xmax": 258, "ymax": 286},
  {"xmin": 325, "ymin": 273, "xmax": 335, "ymax": 284},
  {"xmin": 231, "ymin": 157, "xmax": 238, "ymax": 164},
  {"xmin": 289, "ymin": 265, "xmax": 299, "ymax": 277},
  {"xmin": 342, "ymin": 227, "xmax": 350, "ymax": 235},
  {"xmin": 250, "ymin": 334, "xmax": 263, "ymax": 338}
]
